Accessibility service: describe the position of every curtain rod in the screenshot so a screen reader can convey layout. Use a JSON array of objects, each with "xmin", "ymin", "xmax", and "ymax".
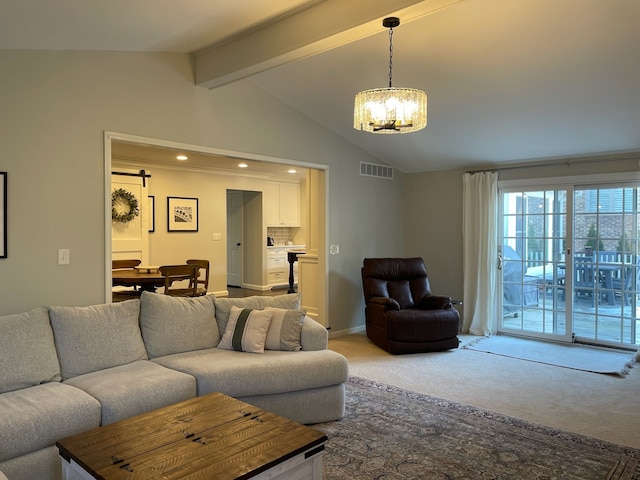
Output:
[{"xmin": 465, "ymin": 153, "xmax": 640, "ymax": 175}]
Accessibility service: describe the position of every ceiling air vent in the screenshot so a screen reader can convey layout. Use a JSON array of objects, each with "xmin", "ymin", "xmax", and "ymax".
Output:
[{"xmin": 360, "ymin": 162, "xmax": 394, "ymax": 180}]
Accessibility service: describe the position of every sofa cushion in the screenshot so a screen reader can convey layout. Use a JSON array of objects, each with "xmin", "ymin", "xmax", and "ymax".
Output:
[
  {"xmin": 139, "ymin": 291, "xmax": 219, "ymax": 358},
  {"xmin": 218, "ymin": 307, "xmax": 273, "ymax": 353},
  {"xmin": 49, "ymin": 300, "xmax": 147, "ymax": 380},
  {"xmin": 64, "ymin": 360, "xmax": 197, "ymax": 425},
  {"xmin": 0, "ymin": 383, "xmax": 101, "ymax": 463},
  {"xmin": 152, "ymin": 348, "xmax": 349, "ymax": 398},
  {"xmin": 214, "ymin": 293, "xmax": 300, "ymax": 333},
  {"xmin": 264, "ymin": 307, "xmax": 305, "ymax": 351},
  {"xmin": 0, "ymin": 307, "xmax": 61, "ymax": 394}
]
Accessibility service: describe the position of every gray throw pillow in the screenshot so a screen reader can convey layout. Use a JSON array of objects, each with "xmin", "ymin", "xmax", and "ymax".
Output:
[
  {"xmin": 139, "ymin": 292, "xmax": 219, "ymax": 358},
  {"xmin": 49, "ymin": 300, "xmax": 147, "ymax": 380},
  {"xmin": 264, "ymin": 307, "xmax": 305, "ymax": 351},
  {"xmin": 0, "ymin": 307, "xmax": 62, "ymax": 394}
]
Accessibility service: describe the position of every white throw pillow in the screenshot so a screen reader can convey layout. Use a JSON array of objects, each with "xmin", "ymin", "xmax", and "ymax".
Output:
[{"xmin": 217, "ymin": 307, "xmax": 273, "ymax": 353}]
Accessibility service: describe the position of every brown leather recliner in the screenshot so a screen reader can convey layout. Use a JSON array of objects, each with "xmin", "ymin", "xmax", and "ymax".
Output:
[{"xmin": 361, "ymin": 257, "xmax": 460, "ymax": 354}]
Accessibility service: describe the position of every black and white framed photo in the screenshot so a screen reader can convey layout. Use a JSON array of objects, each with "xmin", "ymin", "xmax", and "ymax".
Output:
[
  {"xmin": 148, "ymin": 195, "xmax": 155, "ymax": 233},
  {"xmin": 0, "ymin": 172, "xmax": 5, "ymax": 258},
  {"xmin": 167, "ymin": 196, "xmax": 198, "ymax": 232}
]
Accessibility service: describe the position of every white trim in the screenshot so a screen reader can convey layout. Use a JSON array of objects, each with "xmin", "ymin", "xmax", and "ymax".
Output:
[
  {"xmin": 329, "ymin": 325, "xmax": 366, "ymax": 338},
  {"xmin": 499, "ymin": 171, "xmax": 640, "ymax": 189},
  {"xmin": 106, "ymin": 131, "xmax": 328, "ymax": 170},
  {"xmin": 104, "ymin": 133, "xmax": 112, "ymax": 303}
]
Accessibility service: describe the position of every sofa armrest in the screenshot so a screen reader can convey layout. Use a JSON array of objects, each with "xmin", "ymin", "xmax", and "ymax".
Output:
[{"xmin": 300, "ymin": 316, "xmax": 328, "ymax": 351}]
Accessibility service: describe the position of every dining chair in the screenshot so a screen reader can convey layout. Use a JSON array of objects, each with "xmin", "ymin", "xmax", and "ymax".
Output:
[
  {"xmin": 574, "ymin": 256, "xmax": 598, "ymax": 306},
  {"xmin": 186, "ymin": 259, "xmax": 210, "ymax": 296},
  {"xmin": 112, "ymin": 259, "xmax": 142, "ymax": 302},
  {"xmin": 612, "ymin": 255, "xmax": 640, "ymax": 306},
  {"xmin": 159, "ymin": 264, "xmax": 199, "ymax": 297}
]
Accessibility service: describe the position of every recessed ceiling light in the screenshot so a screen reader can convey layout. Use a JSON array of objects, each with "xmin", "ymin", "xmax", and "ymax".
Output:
[
  {"xmin": 288, "ymin": 169, "xmax": 297, "ymax": 174},
  {"xmin": 176, "ymin": 154, "xmax": 188, "ymax": 161},
  {"xmin": 238, "ymin": 162, "xmax": 248, "ymax": 168}
]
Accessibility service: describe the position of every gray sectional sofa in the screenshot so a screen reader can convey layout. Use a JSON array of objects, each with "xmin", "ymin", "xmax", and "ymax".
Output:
[{"xmin": 0, "ymin": 292, "xmax": 348, "ymax": 480}]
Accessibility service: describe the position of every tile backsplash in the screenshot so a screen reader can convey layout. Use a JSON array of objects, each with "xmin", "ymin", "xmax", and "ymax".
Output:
[{"xmin": 267, "ymin": 227, "xmax": 295, "ymax": 245}]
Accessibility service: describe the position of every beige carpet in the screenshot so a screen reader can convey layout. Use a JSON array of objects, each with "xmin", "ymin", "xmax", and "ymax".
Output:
[{"xmin": 329, "ymin": 332, "xmax": 640, "ymax": 449}]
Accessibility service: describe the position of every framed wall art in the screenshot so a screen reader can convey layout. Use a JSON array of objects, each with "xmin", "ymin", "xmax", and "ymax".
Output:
[
  {"xmin": 148, "ymin": 195, "xmax": 155, "ymax": 233},
  {"xmin": 0, "ymin": 172, "xmax": 5, "ymax": 258},
  {"xmin": 167, "ymin": 196, "xmax": 198, "ymax": 232}
]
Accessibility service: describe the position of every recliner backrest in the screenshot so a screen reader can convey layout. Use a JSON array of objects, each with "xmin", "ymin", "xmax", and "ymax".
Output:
[{"xmin": 362, "ymin": 258, "xmax": 432, "ymax": 309}]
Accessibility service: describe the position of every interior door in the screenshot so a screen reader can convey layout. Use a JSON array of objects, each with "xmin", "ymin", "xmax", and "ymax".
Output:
[
  {"xmin": 226, "ymin": 190, "xmax": 243, "ymax": 287},
  {"xmin": 111, "ymin": 171, "xmax": 149, "ymax": 265}
]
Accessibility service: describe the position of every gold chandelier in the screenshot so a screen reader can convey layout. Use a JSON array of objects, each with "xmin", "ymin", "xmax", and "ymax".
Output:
[{"xmin": 354, "ymin": 17, "xmax": 427, "ymax": 134}]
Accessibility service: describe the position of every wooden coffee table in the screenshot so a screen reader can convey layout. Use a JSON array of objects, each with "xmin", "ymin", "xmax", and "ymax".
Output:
[{"xmin": 57, "ymin": 392, "xmax": 327, "ymax": 479}]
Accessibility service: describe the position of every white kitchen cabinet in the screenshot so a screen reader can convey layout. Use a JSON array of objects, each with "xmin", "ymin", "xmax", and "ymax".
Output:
[
  {"xmin": 265, "ymin": 182, "xmax": 300, "ymax": 227},
  {"xmin": 267, "ymin": 246, "xmax": 303, "ymax": 287}
]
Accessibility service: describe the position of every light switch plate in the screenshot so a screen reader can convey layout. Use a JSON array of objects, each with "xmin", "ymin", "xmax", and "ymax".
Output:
[{"xmin": 58, "ymin": 249, "xmax": 70, "ymax": 265}]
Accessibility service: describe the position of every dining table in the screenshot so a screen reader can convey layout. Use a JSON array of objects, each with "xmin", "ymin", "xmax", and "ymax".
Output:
[{"xmin": 112, "ymin": 268, "xmax": 166, "ymax": 292}]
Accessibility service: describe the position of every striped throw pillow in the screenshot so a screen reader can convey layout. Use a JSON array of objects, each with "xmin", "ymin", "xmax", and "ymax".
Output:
[{"xmin": 217, "ymin": 306, "xmax": 273, "ymax": 353}]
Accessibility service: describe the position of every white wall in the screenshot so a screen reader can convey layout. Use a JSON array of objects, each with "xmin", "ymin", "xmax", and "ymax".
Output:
[{"xmin": 0, "ymin": 50, "xmax": 404, "ymax": 333}]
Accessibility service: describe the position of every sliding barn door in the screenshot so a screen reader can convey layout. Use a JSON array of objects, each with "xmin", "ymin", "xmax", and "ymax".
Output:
[{"xmin": 111, "ymin": 171, "xmax": 149, "ymax": 265}]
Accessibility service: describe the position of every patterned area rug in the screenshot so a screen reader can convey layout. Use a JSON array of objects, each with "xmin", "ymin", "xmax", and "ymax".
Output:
[{"xmin": 315, "ymin": 377, "xmax": 640, "ymax": 479}]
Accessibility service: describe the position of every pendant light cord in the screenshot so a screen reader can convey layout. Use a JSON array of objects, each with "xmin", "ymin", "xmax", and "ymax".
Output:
[{"xmin": 388, "ymin": 26, "xmax": 394, "ymax": 88}]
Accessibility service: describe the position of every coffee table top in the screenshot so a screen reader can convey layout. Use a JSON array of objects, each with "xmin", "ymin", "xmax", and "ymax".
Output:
[{"xmin": 57, "ymin": 392, "xmax": 327, "ymax": 479}]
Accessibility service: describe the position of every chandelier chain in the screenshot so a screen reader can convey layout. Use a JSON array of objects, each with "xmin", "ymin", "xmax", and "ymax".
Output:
[{"xmin": 388, "ymin": 27, "xmax": 394, "ymax": 88}]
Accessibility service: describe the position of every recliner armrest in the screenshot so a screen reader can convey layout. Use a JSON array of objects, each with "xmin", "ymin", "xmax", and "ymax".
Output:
[
  {"xmin": 418, "ymin": 294, "xmax": 453, "ymax": 310},
  {"xmin": 368, "ymin": 296, "xmax": 400, "ymax": 311}
]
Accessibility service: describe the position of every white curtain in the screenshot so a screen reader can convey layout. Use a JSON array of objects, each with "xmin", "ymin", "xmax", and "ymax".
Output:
[{"xmin": 462, "ymin": 172, "xmax": 498, "ymax": 335}]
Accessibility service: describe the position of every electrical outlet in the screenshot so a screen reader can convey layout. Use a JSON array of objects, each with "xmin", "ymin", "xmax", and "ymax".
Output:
[
  {"xmin": 58, "ymin": 249, "xmax": 70, "ymax": 265},
  {"xmin": 330, "ymin": 244, "xmax": 340, "ymax": 255},
  {"xmin": 212, "ymin": 233, "xmax": 222, "ymax": 241}
]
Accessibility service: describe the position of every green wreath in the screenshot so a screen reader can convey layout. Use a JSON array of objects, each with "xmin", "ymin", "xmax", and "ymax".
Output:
[{"xmin": 111, "ymin": 188, "xmax": 140, "ymax": 223}]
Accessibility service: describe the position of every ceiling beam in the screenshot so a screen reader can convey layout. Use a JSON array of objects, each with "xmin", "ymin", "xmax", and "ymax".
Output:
[{"xmin": 194, "ymin": 0, "xmax": 463, "ymax": 89}]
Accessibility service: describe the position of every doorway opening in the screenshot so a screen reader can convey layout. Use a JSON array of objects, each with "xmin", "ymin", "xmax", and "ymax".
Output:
[
  {"xmin": 104, "ymin": 131, "xmax": 329, "ymax": 324},
  {"xmin": 226, "ymin": 189, "xmax": 263, "ymax": 289}
]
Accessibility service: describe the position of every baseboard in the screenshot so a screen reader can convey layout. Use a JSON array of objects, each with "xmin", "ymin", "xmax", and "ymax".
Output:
[
  {"xmin": 329, "ymin": 325, "xmax": 366, "ymax": 338},
  {"xmin": 241, "ymin": 282, "xmax": 272, "ymax": 291}
]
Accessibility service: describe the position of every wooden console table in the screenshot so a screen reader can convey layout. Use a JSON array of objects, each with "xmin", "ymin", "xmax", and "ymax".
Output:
[{"xmin": 57, "ymin": 392, "xmax": 326, "ymax": 479}]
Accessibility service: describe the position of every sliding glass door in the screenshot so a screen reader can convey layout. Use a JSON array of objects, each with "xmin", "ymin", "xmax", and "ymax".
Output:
[
  {"xmin": 499, "ymin": 181, "xmax": 640, "ymax": 348},
  {"xmin": 500, "ymin": 188, "xmax": 570, "ymax": 342},
  {"xmin": 573, "ymin": 185, "xmax": 639, "ymax": 346}
]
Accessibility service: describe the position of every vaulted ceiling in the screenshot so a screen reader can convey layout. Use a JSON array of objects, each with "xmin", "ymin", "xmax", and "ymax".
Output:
[{"xmin": 2, "ymin": 0, "xmax": 639, "ymax": 173}]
